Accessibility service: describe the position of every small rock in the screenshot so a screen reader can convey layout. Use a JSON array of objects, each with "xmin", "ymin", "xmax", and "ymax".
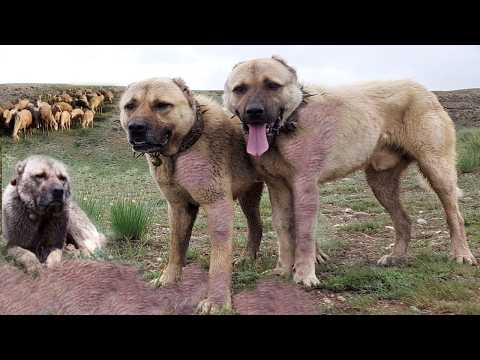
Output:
[
  {"xmin": 337, "ymin": 295, "xmax": 346, "ymax": 302},
  {"xmin": 156, "ymin": 257, "xmax": 162, "ymax": 261},
  {"xmin": 323, "ymin": 298, "xmax": 333, "ymax": 305},
  {"xmin": 385, "ymin": 226, "xmax": 395, "ymax": 231},
  {"xmin": 344, "ymin": 208, "xmax": 353, "ymax": 214},
  {"xmin": 354, "ymin": 211, "xmax": 370, "ymax": 217},
  {"xmin": 417, "ymin": 218, "xmax": 427, "ymax": 225},
  {"xmin": 419, "ymin": 210, "xmax": 424, "ymax": 214},
  {"xmin": 385, "ymin": 243, "xmax": 394, "ymax": 250}
]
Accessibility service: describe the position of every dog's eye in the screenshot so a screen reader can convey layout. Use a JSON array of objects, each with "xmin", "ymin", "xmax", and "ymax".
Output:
[
  {"xmin": 124, "ymin": 101, "xmax": 136, "ymax": 111},
  {"xmin": 152, "ymin": 101, "xmax": 172, "ymax": 111},
  {"xmin": 58, "ymin": 175, "xmax": 67, "ymax": 182},
  {"xmin": 265, "ymin": 81, "xmax": 282, "ymax": 91},
  {"xmin": 233, "ymin": 85, "xmax": 248, "ymax": 95},
  {"xmin": 35, "ymin": 173, "xmax": 47, "ymax": 179}
]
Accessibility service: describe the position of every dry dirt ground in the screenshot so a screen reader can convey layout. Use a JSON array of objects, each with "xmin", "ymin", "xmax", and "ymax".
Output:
[{"xmin": 1, "ymin": 84, "xmax": 479, "ymax": 315}]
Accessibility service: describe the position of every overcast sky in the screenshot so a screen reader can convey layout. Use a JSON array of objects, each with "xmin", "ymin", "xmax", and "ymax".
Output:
[{"xmin": 1, "ymin": 45, "xmax": 479, "ymax": 90}]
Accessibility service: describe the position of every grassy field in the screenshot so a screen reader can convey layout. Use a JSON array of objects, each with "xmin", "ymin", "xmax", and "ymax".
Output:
[{"xmin": 1, "ymin": 94, "xmax": 479, "ymax": 315}]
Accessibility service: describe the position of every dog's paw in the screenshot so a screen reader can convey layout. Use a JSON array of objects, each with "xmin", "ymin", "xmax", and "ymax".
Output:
[
  {"xmin": 153, "ymin": 266, "xmax": 182, "ymax": 287},
  {"xmin": 293, "ymin": 264, "xmax": 320, "ymax": 288},
  {"xmin": 450, "ymin": 250, "xmax": 477, "ymax": 265},
  {"xmin": 316, "ymin": 248, "xmax": 329, "ymax": 264},
  {"xmin": 377, "ymin": 254, "xmax": 406, "ymax": 266},
  {"xmin": 25, "ymin": 259, "xmax": 44, "ymax": 275},
  {"xmin": 269, "ymin": 263, "xmax": 293, "ymax": 277},
  {"xmin": 196, "ymin": 299, "xmax": 232, "ymax": 315},
  {"xmin": 46, "ymin": 249, "xmax": 63, "ymax": 269}
]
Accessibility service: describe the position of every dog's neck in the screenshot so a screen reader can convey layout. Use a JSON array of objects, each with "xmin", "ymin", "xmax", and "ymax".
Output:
[
  {"xmin": 149, "ymin": 100, "xmax": 205, "ymax": 167},
  {"xmin": 266, "ymin": 84, "xmax": 316, "ymax": 144}
]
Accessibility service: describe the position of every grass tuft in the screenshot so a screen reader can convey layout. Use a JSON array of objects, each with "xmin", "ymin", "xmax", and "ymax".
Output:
[
  {"xmin": 457, "ymin": 128, "xmax": 480, "ymax": 173},
  {"xmin": 110, "ymin": 199, "xmax": 152, "ymax": 241}
]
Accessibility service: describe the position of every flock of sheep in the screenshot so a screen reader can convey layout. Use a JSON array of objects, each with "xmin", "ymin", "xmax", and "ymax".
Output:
[{"xmin": 0, "ymin": 88, "xmax": 115, "ymax": 142}]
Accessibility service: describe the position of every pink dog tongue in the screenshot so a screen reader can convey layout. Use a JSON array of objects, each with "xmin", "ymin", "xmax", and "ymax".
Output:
[{"xmin": 247, "ymin": 124, "xmax": 269, "ymax": 157}]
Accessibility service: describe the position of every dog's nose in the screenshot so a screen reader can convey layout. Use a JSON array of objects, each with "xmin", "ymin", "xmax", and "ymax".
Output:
[
  {"xmin": 52, "ymin": 187, "xmax": 64, "ymax": 200},
  {"xmin": 128, "ymin": 120, "xmax": 147, "ymax": 135},
  {"xmin": 246, "ymin": 105, "xmax": 265, "ymax": 117}
]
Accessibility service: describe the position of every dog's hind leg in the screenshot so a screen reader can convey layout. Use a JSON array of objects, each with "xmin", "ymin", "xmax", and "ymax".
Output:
[
  {"xmin": 159, "ymin": 202, "xmax": 199, "ymax": 285},
  {"xmin": 267, "ymin": 181, "xmax": 295, "ymax": 277},
  {"xmin": 417, "ymin": 156, "xmax": 477, "ymax": 265},
  {"xmin": 366, "ymin": 159, "xmax": 412, "ymax": 266},
  {"xmin": 238, "ymin": 182, "xmax": 264, "ymax": 259}
]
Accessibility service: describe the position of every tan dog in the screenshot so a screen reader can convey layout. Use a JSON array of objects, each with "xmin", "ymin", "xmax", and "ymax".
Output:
[
  {"xmin": 223, "ymin": 56, "xmax": 477, "ymax": 287},
  {"xmin": 120, "ymin": 78, "xmax": 264, "ymax": 314}
]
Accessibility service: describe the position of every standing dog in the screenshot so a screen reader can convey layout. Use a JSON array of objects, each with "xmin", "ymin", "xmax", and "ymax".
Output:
[
  {"xmin": 120, "ymin": 78, "xmax": 264, "ymax": 314},
  {"xmin": 223, "ymin": 56, "xmax": 477, "ymax": 287},
  {"xmin": 2, "ymin": 155, "xmax": 107, "ymax": 273}
]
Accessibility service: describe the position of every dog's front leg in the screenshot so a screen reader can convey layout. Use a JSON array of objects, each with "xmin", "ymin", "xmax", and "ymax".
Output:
[
  {"xmin": 197, "ymin": 197, "xmax": 234, "ymax": 314},
  {"xmin": 292, "ymin": 177, "xmax": 321, "ymax": 287},
  {"xmin": 159, "ymin": 201, "xmax": 199, "ymax": 286},
  {"xmin": 7, "ymin": 246, "xmax": 43, "ymax": 274}
]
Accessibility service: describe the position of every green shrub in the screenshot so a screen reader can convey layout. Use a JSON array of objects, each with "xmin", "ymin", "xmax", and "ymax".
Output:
[
  {"xmin": 457, "ymin": 128, "xmax": 480, "ymax": 173},
  {"xmin": 110, "ymin": 199, "xmax": 151, "ymax": 241}
]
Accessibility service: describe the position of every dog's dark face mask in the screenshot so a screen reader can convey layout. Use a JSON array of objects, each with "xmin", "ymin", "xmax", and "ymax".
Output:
[
  {"xmin": 119, "ymin": 78, "xmax": 197, "ymax": 157},
  {"xmin": 224, "ymin": 56, "xmax": 303, "ymax": 157},
  {"xmin": 13, "ymin": 159, "xmax": 71, "ymax": 216}
]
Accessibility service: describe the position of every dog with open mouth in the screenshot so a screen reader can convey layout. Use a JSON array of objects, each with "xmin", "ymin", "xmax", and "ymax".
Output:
[
  {"xmin": 223, "ymin": 55, "xmax": 477, "ymax": 288},
  {"xmin": 119, "ymin": 78, "xmax": 264, "ymax": 314}
]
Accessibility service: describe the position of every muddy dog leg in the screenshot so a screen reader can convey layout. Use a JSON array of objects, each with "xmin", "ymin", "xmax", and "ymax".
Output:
[
  {"xmin": 365, "ymin": 160, "xmax": 412, "ymax": 266},
  {"xmin": 417, "ymin": 157, "xmax": 477, "ymax": 265},
  {"xmin": 267, "ymin": 181, "xmax": 296, "ymax": 277},
  {"xmin": 197, "ymin": 197, "xmax": 234, "ymax": 314},
  {"xmin": 292, "ymin": 177, "xmax": 320, "ymax": 287},
  {"xmin": 159, "ymin": 202, "xmax": 199, "ymax": 285},
  {"xmin": 7, "ymin": 246, "xmax": 43, "ymax": 274},
  {"xmin": 238, "ymin": 182, "xmax": 264, "ymax": 259}
]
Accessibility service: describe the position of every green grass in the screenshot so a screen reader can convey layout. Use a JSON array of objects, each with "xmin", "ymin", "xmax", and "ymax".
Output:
[
  {"xmin": 457, "ymin": 128, "xmax": 480, "ymax": 173},
  {"xmin": 338, "ymin": 219, "xmax": 387, "ymax": 234},
  {"xmin": 77, "ymin": 197, "xmax": 103, "ymax": 225},
  {"xmin": 320, "ymin": 252, "xmax": 480, "ymax": 314},
  {"xmin": 110, "ymin": 199, "xmax": 152, "ymax": 241}
]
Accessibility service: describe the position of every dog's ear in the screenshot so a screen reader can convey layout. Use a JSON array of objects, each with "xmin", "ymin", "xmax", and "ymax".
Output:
[
  {"xmin": 172, "ymin": 78, "xmax": 195, "ymax": 108},
  {"xmin": 11, "ymin": 159, "xmax": 26, "ymax": 186},
  {"xmin": 271, "ymin": 55, "xmax": 297, "ymax": 78},
  {"xmin": 231, "ymin": 61, "xmax": 245, "ymax": 71}
]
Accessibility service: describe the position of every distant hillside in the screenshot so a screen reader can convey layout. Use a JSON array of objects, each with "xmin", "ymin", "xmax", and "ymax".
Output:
[
  {"xmin": 433, "ymin": 89, "xmax": 480, "ymax": 128},
  {"xmin": 1, "ymin": 85, "xmax": 478, "ymax": 128}
]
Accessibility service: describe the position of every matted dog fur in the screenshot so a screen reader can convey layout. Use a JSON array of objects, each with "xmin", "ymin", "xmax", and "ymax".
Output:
[{"xmin": 0, "ymin": 260, "xmax": 319, "ymax": 315}]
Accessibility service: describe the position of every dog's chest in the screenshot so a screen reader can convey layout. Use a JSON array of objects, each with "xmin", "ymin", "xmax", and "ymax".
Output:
[{"xmin": 152, "ymin": 151, "xmax": 221, "ymax": 203}]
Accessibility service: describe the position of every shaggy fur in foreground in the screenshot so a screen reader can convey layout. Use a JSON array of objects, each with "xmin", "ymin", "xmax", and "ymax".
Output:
[{"xmin": 0, "ymin": 261, "xmax": 318, "ymax": 315}]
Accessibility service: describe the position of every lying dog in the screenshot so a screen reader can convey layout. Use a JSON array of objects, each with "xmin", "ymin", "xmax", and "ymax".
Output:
[
  {"xmin": 223, "ymin": 55, "xmax": 477, "ymax": 287},
  {"xmin": 2, "ymin": 155, "xmax": 106, "ymax": 273},
  {"xmin": 119, "ymin": 78, "xmax": 264, "ymax": 314}
]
